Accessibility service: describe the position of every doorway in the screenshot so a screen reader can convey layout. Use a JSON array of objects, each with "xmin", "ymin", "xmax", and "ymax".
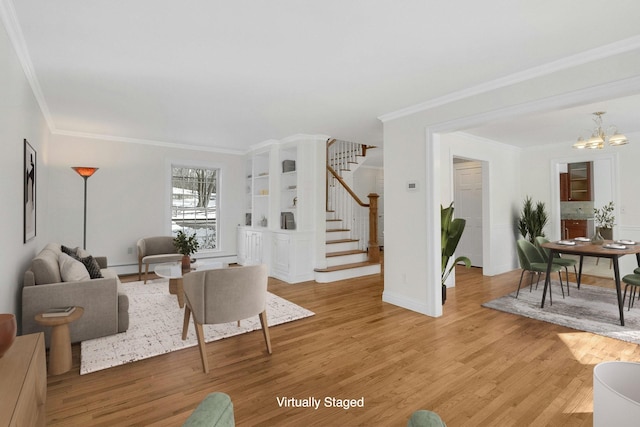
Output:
[
  {"xmin": 554, "ymin": 155, "xmax": 617, "ymax": 278},
  {"xmin": 453, "ymin": 158, "xmax": 483, "ymax": 268}
]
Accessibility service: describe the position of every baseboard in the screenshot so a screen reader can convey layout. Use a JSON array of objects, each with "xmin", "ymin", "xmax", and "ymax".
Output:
[{"xmin": 382, "ymin": 290, "xmax": 441, "ymax": 317}]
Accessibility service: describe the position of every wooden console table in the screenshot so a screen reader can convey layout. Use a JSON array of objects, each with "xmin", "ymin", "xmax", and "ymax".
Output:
[{"xmin": 0, "ymin": 332, "xmax": 46, "ymax": 426}]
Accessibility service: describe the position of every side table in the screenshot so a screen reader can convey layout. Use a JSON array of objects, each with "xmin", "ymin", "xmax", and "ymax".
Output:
[{"xmin": 34, "ymin": 307, "xmax": 84, "ymax": 375}]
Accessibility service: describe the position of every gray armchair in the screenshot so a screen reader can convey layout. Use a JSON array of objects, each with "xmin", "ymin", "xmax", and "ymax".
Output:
[
  {"xmin": 181, "ymin": 264, "xmax": 271, "ymax": 373},
  {"xmin": 137, "ymin": 236, "xmax": 182, "ymax": 283}
]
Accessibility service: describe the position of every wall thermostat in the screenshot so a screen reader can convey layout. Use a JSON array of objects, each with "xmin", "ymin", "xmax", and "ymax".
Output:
[{"xmin": 407, "ymin": 181, "xmax": 418, "ymax": 192}]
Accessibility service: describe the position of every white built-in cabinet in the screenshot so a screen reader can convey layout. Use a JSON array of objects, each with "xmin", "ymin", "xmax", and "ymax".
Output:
[{"xmin": 237, "ymin": 136, "xmax": 321, "ymax": 283}]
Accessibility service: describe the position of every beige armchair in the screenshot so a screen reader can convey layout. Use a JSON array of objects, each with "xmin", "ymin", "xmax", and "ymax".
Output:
[
  {"xmin": 181, "ymin": 264, "xmax": 272, "ymax": 373},
  {"xmin": 137, "ymin": 236, "xmax": 182, "ymax": 283}
]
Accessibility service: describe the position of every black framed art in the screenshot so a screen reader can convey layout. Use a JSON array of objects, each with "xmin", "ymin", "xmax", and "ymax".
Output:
[{"xmin": 24, "ymin": 139, "xmax": 36, "ymax": 242}]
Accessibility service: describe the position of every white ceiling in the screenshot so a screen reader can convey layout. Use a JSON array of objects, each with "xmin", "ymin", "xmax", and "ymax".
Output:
[
  {"xmin": 464, "ymin": 94, "xmax": 640, "ymax": 148},
  {"xmin": 6, "ymin": 1, "xmax": 640, "ymax": 160}
]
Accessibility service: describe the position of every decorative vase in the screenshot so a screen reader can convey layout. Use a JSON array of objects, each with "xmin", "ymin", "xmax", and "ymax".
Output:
[
  {"xmin": 591, "ymin": 229, "xmax": 605, "ymax": 245},
  {"xmin": 442, "ymin": 284, "xmax": 447, "ymax": 305},
  {"xmin": 0, "ymin": 313, "xmax": 17, "ymax": 358},
  {"xmin": 599, "ymin": 227, "xmax": 613, "ymax": 241},
  {"xmin": 181, "ymin": 255, "xmax": 191, "ymax": 271}
]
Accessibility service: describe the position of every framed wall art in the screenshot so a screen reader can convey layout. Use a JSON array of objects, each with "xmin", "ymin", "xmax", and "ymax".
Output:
[{"xmin": 24, "ymin": 139, "xmax": 36, "ymax": 242}]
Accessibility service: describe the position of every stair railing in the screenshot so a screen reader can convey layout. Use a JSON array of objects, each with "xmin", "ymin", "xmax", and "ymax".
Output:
[{"xmin": 326, "ymin": 139, "xmax": 380, "ymax": 263}]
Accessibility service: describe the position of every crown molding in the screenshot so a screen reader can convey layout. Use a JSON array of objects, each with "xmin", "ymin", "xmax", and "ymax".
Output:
[
  {"xmin": 426, "ymin": 75, "xmax": 640, "ymax": 140},
  {"xmin": 0, "ymin": 0, "xmax": 55, "ymax": 130},
  {"xmin": 52, "ymin": 129, "xmax": 245, "ymax": 155},
  {"xmin": 379, "ymin": 35, "xmax": 640, "ymax": 123}
]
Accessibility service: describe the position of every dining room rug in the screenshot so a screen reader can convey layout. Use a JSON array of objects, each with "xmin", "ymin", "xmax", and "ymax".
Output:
[
  {"xmin": 80, "ymin": 278, "xmax": 315, "ymax": 375},
  {"xmin": 482, "ymin": 281, "xmax": 640, "ymax": 345}
]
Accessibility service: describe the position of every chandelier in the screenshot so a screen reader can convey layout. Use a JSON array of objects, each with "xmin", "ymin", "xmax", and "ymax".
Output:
[{"xmin": 572, "ymin": 111, "xmax": 629, "ymax": 149}]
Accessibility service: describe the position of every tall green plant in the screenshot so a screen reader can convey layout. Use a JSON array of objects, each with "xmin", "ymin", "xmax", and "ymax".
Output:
[
  {"xmin": 441, "ymin": 202, "xmax": 471, "ymax": 286},
  {"xmin": 517, "ymin": 196, "xmax": 548, "ymax": 243}
]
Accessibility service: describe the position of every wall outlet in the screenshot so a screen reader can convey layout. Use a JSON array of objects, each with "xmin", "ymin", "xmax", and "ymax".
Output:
[{"xmin": 127, "ymin": 247, "xmax": 133, "ymax": 254}]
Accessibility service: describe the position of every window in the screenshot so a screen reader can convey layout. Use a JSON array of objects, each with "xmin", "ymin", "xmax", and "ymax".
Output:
[{"xmin": 171, "ymin": 166, "xmax": 219, "ymax": 250}]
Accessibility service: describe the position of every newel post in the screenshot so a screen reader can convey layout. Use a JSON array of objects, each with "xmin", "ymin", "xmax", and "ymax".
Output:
[{"xmin": 367, "ymin": 193, "xmax": 380, "ymax": 263}]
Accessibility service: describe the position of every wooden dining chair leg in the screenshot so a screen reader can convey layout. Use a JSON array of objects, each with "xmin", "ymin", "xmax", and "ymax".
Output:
[
  {"xmin": 182, "ymin": 306, "xmax": 191, "ymax": 340},
  {"xmin": 144, "ymin": 264, "xmax": 149, "ymax": 284},
  {"xmin": 194, "ymin": 322, "xmax": 209, "ymax": 373},
  {"xmin": 259, "ymin": 310, "xmax": 272, "ymax": 354}
]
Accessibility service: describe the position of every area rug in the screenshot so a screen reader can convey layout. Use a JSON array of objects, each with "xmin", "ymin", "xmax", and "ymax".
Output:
[
  {"xmin": 80, "ymin": 278, "xmax": 315, "ymax": 375},
  {"xmin": 482, "ymin": 282, "xmax": 640, "ymax": 345}
]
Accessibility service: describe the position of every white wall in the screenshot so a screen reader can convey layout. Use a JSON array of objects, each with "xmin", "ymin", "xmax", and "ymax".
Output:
[
  {"xmin": 0, "ymin": 20, "xmax": 50, "ymax": 316},
  {"xmin": 45, "ymin": 134, "xmax": 246, "ymax": 274}
]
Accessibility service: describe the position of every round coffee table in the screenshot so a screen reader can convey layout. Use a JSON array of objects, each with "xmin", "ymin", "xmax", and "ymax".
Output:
[
  {"xmin": 155, "ymin": 261, "xmax": 228, "ymax": 308},
  {"xmin": 34, "ymin": 307, "xmax": 84, "ymax": 375},
  {"xmin": 155, "ymin": 262, "xmax": 186, "ymax": 308}
]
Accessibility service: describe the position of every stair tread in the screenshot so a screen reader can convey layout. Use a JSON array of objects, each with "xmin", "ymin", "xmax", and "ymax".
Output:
[
  {"xmin": 326, "ymin": 219, "xmax": 342, "ymax": 222},
  {"xmin": 314, "ymin": 261, "xmax": 379, "ymax": 273},
  {"xmin": 326, "ymin": 250, "xmax": 367, "ymax": 257},
  {"xmin": 326, "ymin": 228, "xmax": 350, "ymax": 232},
  {"xmin": 326, "ymin": 239, "xmax": 359, "ymax": 244}
]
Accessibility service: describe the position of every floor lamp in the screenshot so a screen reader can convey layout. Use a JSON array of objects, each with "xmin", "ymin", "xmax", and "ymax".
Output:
[{"xmin": 72, "ymin": 167, "xmax": 98, "ymax": 249}]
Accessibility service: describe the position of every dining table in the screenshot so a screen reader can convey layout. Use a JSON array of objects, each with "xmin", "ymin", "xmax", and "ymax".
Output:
[{"xmin": 540, "ymin": 239, "xmax": 640, "ymax": 326}]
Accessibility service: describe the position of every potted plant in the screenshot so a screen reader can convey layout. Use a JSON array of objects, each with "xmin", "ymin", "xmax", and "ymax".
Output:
[
  {"xmin": 174, "ymin": 230, "xmax": 199, "ymax": 269},
  {"xmin": 594, "ymin": 201, "xmax": 615, "ymax": 241},
  {"xmin": 517, "ymin": 196, "xmax": 549, "ymax": 243},
  {"xmin": 441, "ymin": 202, "xmax": 471, "ymax": 305}
]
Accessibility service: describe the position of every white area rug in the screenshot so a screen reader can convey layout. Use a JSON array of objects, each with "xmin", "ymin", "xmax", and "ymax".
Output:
[
  {"xmin": 482, "ymin": 281, "xmax": 640, "ymax": 345},
  {"xmin": 80, "ymin": 279, "xmax": 314, "ymax": 375}
]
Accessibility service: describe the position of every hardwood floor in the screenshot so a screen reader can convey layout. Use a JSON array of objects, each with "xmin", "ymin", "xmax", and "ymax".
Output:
[{"xmin": 45, "ymin": 265, "xmax": 640, "ymax": 426}]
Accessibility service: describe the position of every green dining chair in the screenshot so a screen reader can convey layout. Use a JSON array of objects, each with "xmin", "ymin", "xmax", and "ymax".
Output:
[
  {"xmin": 535, "ymin": 236, "xmax": 578, "ymax": 295},
  {"xmin": 516, "ymin": 239, "xmax": 565, "ymax": 301},
  {"xmin": 622, "ymin": 273, "xmax": 640, "ymax": 311}
]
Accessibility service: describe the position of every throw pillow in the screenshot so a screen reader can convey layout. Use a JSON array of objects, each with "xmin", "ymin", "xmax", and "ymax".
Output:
[
  {"xmin": 77, "ymin": 248, "xmax": 91, "ymax": 259},
  {"xmin": 58, "ymin": 253, "xmax": 91, "ymax": 282},
  {"xmin": 61, "ymin": 245, "xmax": 78, "ymax": 257},
  {"xmin": 79, "ymin": 255, "xmax": 104, "ymax": 279}
]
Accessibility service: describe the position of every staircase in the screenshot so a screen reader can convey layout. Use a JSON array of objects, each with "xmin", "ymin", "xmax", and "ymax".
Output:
[{"xmin": 314, "ymin": 139, "xmax": 381, "ymax": 283}]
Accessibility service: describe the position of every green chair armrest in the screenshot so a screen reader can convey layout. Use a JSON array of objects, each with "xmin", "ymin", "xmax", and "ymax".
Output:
[{"xmin": 183, "ymin": 392, "xmax": 234, "ymax": 427}]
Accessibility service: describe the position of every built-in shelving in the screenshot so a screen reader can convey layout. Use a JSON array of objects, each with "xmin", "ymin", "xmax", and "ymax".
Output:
[{"xmin": 237, "ymin": 136, "xmax": 320, "ymax": 283}]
